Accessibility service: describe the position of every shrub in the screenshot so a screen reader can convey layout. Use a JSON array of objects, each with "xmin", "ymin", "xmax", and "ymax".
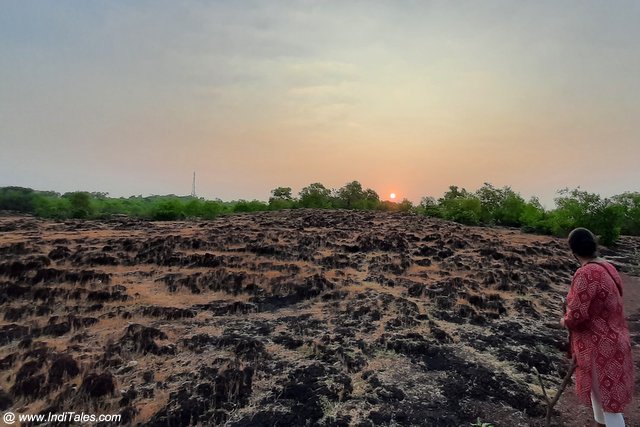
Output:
[
  {"xmin": 33, "ymin": 196, "xmax": 71, "ymax": 219},
  {"xmin": 442, "ymin": 198, "xmax": 482, "ymax": 225},
  {"xmin": 151, "ymin": 200, "xmax": 185, "ymax": 220},
  {"xmin": 232, "ymin": 200, "xmax": 268, "ymax": 213},
  {"xmin": 519, "ymin": 198, "xmax": 549, "ymax": 233},
  {"xmin": 200, "ymin": 200, "xmax": 225, "ymax": 219},
  {"xmin": 438, "ymin": 186, "xmax": 482, "ymax": 225},
  {"xmin": 417, "ymin": 196, "xmax": 443, "ymax": 218},
  {"xmin": 63, "ymin": 192, "xmax": 94, "ymax": 219},
  {"xmin": 397, "ymin": 198, "xmax": 413, "ymax": 212}
]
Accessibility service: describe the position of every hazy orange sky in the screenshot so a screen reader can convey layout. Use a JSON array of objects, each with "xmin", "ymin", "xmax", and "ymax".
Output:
[{"xmin": 1, "ymin": 1, "xmax": 639, "ymax": 207}]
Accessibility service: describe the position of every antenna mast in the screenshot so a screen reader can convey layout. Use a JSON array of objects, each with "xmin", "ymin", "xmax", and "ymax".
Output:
[{"xmin": 191, "ymin": 171, "xmax": 196, "ymax": 197}]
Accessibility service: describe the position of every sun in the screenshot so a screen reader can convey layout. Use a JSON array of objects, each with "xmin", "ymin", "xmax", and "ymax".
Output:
[{"xmin": 389, "ymin": 193, "xmax": 396, "ymax": 200}]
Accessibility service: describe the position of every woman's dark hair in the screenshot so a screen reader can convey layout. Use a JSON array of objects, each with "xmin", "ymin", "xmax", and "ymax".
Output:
[{"xmin": 568, "ymin": 227, "xmax": 598, "ymax": 258}]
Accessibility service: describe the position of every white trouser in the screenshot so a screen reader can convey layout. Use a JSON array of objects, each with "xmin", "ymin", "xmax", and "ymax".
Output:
[
  {"xmin": 591, "ymin": 390, "xmax": 625, "ymax": 426},
  {"xmin": 590, "ymin": 358, "xmax": 625, "ymax": 427}
]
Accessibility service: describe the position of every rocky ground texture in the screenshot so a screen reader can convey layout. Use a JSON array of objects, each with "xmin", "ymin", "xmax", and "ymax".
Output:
[{"xmin": 0, "ymin": 210, "xmax": 638, "ymax": 426}]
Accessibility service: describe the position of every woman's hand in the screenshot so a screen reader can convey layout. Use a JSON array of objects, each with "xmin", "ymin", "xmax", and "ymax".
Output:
[{"xmin": 559, "ymin": 317, "xmax": 566, "ymax": 328}]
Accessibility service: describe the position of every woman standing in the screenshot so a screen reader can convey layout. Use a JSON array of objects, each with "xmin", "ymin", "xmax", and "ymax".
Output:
[{"xmin": 561, "ymin": 228, "xmax": 635, "ymax": 427}]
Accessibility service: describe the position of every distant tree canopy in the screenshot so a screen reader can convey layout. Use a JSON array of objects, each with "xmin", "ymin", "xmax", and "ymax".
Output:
[
  {"xmin": 0, "ymin": 187, "xmax": 38, "ymax": 213},
  {"xmin": 334, "ymin": 181, "xmax": 380, "ymax": 210},
  {"xmin": 1, "ymin": 182, "xmax": 638, "ymax": 245},
  {"xmin": 612, "ymin": 192, "xmax": 640, "ymax": 236},
  {"xmin": 63, "ymin": 191, "xmax": 93, "ymax": 219},
  {"xmin": 414, "ymin": 184, "xmax": 636, "ymax": 245},
  {"xmin": 299, "ymin": 183, "xmax": 332, "ymax": 208},
  {"xmin": 549, "ymin": 188, "xmax": 624, "ymax": 246},
  {"xmin": 268, "ymin": 187, "xmax": 295, "ymax": 211}
]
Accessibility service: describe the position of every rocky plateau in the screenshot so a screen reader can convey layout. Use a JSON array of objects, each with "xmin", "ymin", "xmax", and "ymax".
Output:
[{"xmin": 0, "ymin": 210, "xmax": 638, "ymax": 426}]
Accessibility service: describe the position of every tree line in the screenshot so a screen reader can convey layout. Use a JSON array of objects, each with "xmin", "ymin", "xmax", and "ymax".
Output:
[{"xmin": 1, "ymin": 182, "xmax": 638, "ymax": 245}]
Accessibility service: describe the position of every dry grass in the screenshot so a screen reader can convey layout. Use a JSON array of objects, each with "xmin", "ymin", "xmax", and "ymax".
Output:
[{"xmin": 134, "ymin": 389, "xmax": 169, "ymax": 422}]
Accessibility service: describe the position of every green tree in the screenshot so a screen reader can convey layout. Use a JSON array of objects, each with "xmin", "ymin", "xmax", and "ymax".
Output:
[
  {"xmin": 269, "ymin": 187, "xmax": 296, "ymax": 210},
  {"xmin": 270, "ymin": 187, "xmax": 293, "ymax": 201},
  {"xmin": 440, "ymin": 185, "xmax": 471, "ymax": 201},
  {"xmin": 550, "ymin": 188, "xmax": 623, "ymax": 245},
  {"xmin": 63, "ymin": 191, "xmax": 94, "ymax": 219},
  {"xmin": 611, "ymin": 192, "xmax": 640, "ymax": 235},
  {"xmin": 417, "ymin": 196, "xmax": 443, "ymax": 218},
  {"xmin": 335, "ymin": 181, "xmax": 380, "ymax": 210},
  {"xmin": 0, "ymin": 187, "xmax": 38, "ymax": 213},
  {"xmin": 358, "ymin": 188, "xmax": 381, "ymax": 210},
  {"xmin": 299, "ymin": 183, "xmax": 332, "ymax": 208},
  {"xmin": 475, "ymin": 183, "xmax": 503, "ymax": 223},
  {"xmin": 443, "ymin": 198, "xmax": 483, "ymax": 225},
  {"xmin": 184, "ymin": 199, "xmax": 204, "ymax": 218},
  {"xmin": 519, "ymin": 197, "xmax": 548, "ymax": 233},
  {"xmin": 151, "ymin": 199, "xmax": 185, "ymax": 220},
  {"xmin": 474, "ymin": 183, "xmax": 526, "ymax": 226},
  {"xmin": 496, "ymin": 192, "xmax": 526, "ymax": 226},
  {"xmin": 336, "ymin": 181, "xmax": 365, "ymax": 209},
  {"xmin": 438, "ymin": 186, "xmax": 482, "ymax": 225},
  {"xmin": 397, "ymin": 198, "xmax": 413, "ymax": 212}
]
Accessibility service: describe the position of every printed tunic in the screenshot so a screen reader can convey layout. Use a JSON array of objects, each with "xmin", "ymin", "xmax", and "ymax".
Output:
[{"xmin": 564, "ymin": 261, "xmax": 634, "ymax": 412}]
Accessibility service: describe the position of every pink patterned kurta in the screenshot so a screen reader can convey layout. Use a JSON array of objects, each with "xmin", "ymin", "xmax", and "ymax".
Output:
[{"xmin": 564, "ymin": 261, "xmax": 635, "ymax": 412}]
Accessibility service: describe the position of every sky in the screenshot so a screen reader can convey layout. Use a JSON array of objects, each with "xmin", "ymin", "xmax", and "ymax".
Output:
[{"xmin": 1, "ymin": 0, "xmax": 639, "ymax": 207}]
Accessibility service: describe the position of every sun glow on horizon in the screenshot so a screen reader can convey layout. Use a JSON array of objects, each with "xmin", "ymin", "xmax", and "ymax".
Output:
[{"xmin": 389, "ymin": 193, "xmax": 396, "ymax": 200}]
